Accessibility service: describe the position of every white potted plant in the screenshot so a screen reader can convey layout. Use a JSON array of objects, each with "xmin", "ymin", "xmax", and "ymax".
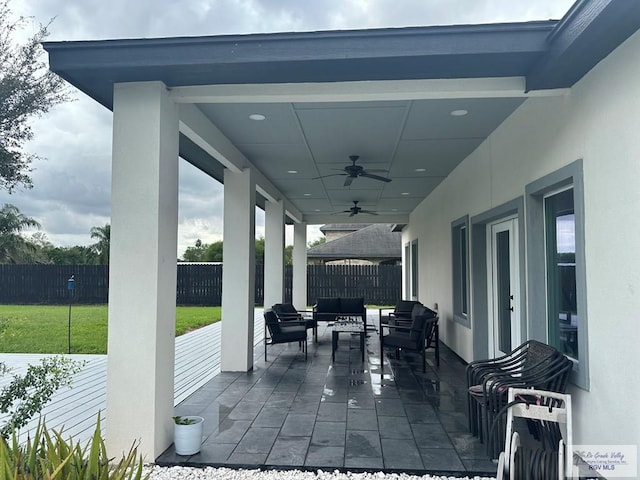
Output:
[{"xmin": 173, "ymin": 415, "xmax": 204, "ymax": 455}]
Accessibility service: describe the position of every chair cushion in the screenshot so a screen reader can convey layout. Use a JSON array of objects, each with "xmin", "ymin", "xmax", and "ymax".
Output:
[
  {"xmin": 410, "ymin": 312, "xmax": 428, "ymax": 342},
  {"xmin": 423, "ymin": 307, "xmax": 438, "ymax": 319},
  {"xmin": 315, "ymin": 297, "xmax": 341, "ymax": 313},
  {"xmin": 273, "ymin": 303, "xmax": 298, "ymax": 315},
  {"xmin": 383, "ymin": 333, "xmax": 416, "ymax": 350},
  {"xmin": 340, "ymin": 297, "xmax": 364, "ymax": 314},
  {"xmin": 273, "ymin": 327, "xmax": 307, "ymax": 343},
  {"xmin": 395, "ymin": 300, "xmax": 419, "ymax": 315},
  {"xmin": 264, "ymin": 310, "xmax": 281, "ymax": 335}
]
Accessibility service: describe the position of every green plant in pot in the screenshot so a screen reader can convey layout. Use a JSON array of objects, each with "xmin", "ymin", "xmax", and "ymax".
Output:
[{"xmin": 172, "ymin": 415, "xmax": 204, "ymax": 455}]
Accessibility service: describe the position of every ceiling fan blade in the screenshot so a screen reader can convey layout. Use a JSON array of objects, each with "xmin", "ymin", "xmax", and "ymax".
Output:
[
  {"xmin": 344, "ymin": 176, "xmax": 355, "ymax": 187},
  {"xmin": 360, "ymin": 172, "xmax": 392, "ymax": 183},
  {"xmin": 349, "ymin": 211, "xmax": 356, "ymax": 217},
  {"xmin": 312, "ymin": 173, "xmax": 346, "ymax": 180},
  {"xmin": 359, "ymin": 210, "xmax": 379, "ymax": 215},
  {"xmin": 364, "ymin": 169, "xmax": 389, "ymax": 173}
]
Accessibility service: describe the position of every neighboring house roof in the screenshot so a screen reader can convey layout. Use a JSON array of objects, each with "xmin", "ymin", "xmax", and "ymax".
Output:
[
  {"xmin": 308, "ymin": 224, "xmax": 401, "ymax": 259},
  {"xmin": 319, "ymin": 224, "xmax": 371, "ymax": 233}
]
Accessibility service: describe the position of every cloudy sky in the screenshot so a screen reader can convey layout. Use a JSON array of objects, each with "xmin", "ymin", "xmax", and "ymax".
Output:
[{"xmin": 4, "ymin": 0, "xmax": 574, "ymax": 258}]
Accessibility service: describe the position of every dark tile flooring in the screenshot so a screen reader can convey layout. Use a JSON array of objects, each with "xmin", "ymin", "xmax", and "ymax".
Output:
[{"xmin": 157, "ymin": 321, "xmax": 496, "ymax": 476}]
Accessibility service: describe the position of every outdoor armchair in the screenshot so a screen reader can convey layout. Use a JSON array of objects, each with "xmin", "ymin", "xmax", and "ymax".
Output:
[
  {"xmin": 272, "ymin": 303, "xmax": 317, "ymax": 342},
  {"xmin": 378, "ymin": 300, "xmax": 420, "ymax": 327},
  {"xmin": 380, "ymin": 305, "xmax": 439, "ymax": 373},
  {"xmin": 263, "ymin": 309, "xmax": 307, "ymax": 362}
]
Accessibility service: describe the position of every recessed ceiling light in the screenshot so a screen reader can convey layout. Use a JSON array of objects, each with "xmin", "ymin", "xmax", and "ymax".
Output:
[
  {"xmin": 415, "ymin": 168, "xmax": 426, "ymax": 172},
  {"xmin": 249, "ymin": 113, "xmax": 266, "ymax": 121},
  {"xmin": 401, "ymin": 192, "xmax": 410, "ymax": 196},
  {"xmin": 392, "ymin": 208, "xmax": 398, "ymax": 212},
  {"xmin": 303, "ymin": 193, "xmax": 311, "ymax": 196},
  {"xmin": 287, "ymin": 170, "xmax": 298, "ymax": 174},
  {"xmin": 450, "ymin": 109, "xmax": 468, "ymax": 117},
  {"xmin": 315, "ymin": 209, "xmax": 321, "ymax": 212}
]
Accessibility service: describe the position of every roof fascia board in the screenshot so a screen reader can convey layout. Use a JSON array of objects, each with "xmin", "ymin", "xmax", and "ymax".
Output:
[
  {"xmin": 527, "ymin": 0, "xmax": 640, "ymax": 90},
  {"xmin": 43, "ymin": 21, "xmax": 555, "ymax": 69},
  {"xmin": 304, "ymin": 214, "xmax": 409, "ymax": 224},
  {"xmin": 170, "ymin": 78, "xmax": 567, "ymax": 104}
]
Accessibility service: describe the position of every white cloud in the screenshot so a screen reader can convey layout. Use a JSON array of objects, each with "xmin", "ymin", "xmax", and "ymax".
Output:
[{"xmin": 5, "ymin": 0, "xmax": 574, "ymax": 257}]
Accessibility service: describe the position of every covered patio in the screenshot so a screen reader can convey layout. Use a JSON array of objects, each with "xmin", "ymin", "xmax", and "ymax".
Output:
[
  {"xmin": 159, "ymin": 315, "xmax": 494, "ymax": 475},
  {"xmin": 42, "ymin": 0, "xmax": 640, "ymax": 471}
]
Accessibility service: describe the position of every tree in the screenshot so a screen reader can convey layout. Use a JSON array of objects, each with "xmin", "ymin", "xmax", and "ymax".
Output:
[
  {"xmin": 44, "ymin": 245, "xmax": 97, "ymax": 265},
  {"xmin": 204, "ymin": 240, "xmax": 223, "ymax": 262},
  {"xmin": 284, "ymin": 244, "xmax": 293, "ymax": 265},
  {"xmin": 255, "ymin": 237, "xmax": 265, "ymax": 264},
  {"xmin": 0, "ymin": 203, "xmax": 40, "ymax": 263},
  {"xmin": 182, "ymin": 239, "xmax": 207, "ymax": 262},
  {"xmin": 90, "ymin": 223, "xmax": 110, "ymax": 264},
  {"xmin": 0, "ymin": 0, "xmax": 69, "ymax": 192},
  {"xmin": 308, "ymin": 237, "xmax": 326, "ymax": 248}
]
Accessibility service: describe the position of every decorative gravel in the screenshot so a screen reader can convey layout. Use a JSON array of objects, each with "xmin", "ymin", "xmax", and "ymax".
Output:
[{"xmin": 144, "ymin": 465, "xmax": 495, "ymax": 480}]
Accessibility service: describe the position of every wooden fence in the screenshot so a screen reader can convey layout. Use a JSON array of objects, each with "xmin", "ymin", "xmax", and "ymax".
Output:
[{"xmin": 0, "ymin": 264, "xmax": 401, "ymax": 306}]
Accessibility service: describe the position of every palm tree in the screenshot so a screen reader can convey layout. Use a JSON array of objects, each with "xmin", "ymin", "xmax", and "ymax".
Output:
[
  {"xmin": 0, "ymin": 204, "xmax": 40, "ymax": 263},
  {"xmin": 90, "ymin": 223, "xmax": 110, "ymax": 264}
]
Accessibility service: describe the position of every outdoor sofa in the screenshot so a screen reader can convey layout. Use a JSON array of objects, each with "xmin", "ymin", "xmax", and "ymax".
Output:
[{"xmin": 313, "ymin": 297, "xmax": 368, "ymax": 331}]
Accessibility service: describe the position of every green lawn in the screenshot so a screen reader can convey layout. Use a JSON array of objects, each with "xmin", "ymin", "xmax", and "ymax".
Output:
[{"xmin": 0, "ymin": 305, "xmax": 221, "ymax": 355}]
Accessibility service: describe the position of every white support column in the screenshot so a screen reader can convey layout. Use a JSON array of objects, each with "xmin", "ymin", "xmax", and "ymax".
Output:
[
  {"xmin": 292, "ymin": 222, "xmax": 308, "ymax": 309},
  {"xmin": 106, "ymin": 81, "xmax": 178, "ymax": 459},
  {"xmin": 221, "ymin": 168, "xmax": 256, "ymax": 371},
  {"xmin": 263, "ymin": 200, "xmax": 285, "ymax": 308}
]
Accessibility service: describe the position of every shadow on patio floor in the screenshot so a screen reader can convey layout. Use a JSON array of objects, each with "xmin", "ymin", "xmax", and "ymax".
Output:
[{"xmin": 157, "ymin": 321, "xmax": 496, "ymax": 476}]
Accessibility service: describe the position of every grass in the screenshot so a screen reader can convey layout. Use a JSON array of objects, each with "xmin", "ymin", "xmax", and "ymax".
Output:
[{"xmin": 0, "ymin": 305, "xmax": 221, "ymax": 355}]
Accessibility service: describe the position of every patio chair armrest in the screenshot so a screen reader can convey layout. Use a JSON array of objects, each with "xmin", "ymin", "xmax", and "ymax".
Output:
[
  {"xmin": 381, "ymin": 324, "xmax": 411, "ymax": 332},
  {"xmin": 276, "ymin": 312, "xmax": 303, "ymax": 320},
  {"xmin": 280, "ymin": 320, "xmax": 307, "ymax": 327}
]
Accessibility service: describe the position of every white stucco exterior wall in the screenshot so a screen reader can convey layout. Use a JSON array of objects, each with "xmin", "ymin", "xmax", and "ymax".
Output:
[
  {"xmin": 106, "ymin": 81, "xmax": 179, "ymax": 459},
  {"xmin": 292, "ymin": 222, "xmax": 308, "ymax": 309},
  {"xmin": 264, "ymin": 199, "xmax": 285, "ymax": 308},
  {"xmin": 405, "ymin": 30, "xmax": 640, "ymax": 447},
  {"xmin": 221, "ymin": 168, "xmax": 256, "ymax": 372}
]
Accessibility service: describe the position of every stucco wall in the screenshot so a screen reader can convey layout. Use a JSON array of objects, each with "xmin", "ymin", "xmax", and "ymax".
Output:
[{"xmin": 405, "ymin": 29, "xmax": 640, "ymax": 447}]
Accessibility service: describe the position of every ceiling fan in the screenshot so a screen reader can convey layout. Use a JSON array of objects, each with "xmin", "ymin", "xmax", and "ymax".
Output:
[
  {"xmin": 335, "ymin": 201, "xmax": 379, "ymax": 217},
  {"xmin": 314, "ymin": 155, "xmax": 392, "ymax": 187}
]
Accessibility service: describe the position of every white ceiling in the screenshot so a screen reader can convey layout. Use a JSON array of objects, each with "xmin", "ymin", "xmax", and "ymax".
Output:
[{"xmin": 197, "ymin": 96, "xmax": 525, "ymax": 220}]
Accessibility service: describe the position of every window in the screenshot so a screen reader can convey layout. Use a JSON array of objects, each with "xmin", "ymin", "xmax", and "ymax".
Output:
[
  {"xmin": 526, "ymin": 160, "xmax": 588, "ymax": 389},
  {"xmin": 452, "ymin": 215, "xmax": 470, "ymax": 327},
  {"xmin": 410, "ymin": 239, "xmax": 418, "ymax": 300},
  {"xmin": 545, "ymin": 188, "xmax": 578, "ymax": 359}
]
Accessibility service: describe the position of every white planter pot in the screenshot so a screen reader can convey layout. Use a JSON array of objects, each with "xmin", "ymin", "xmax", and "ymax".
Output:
[{"xmin": 173, "ymin": 416, "xmax": 204, "ymax": 455}]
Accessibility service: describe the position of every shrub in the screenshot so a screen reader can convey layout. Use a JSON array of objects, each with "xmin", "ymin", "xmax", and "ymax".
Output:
[
  {"xmin": 0, "ymin": 356, "xmax": 83, "ymax": 438},
  {"xmin": 0, "ymin": 415, "xmax": 148, "ymax": 480}
]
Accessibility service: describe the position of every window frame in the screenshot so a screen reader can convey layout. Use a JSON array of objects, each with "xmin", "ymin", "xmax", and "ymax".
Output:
[
  {"xmin": 526, "ymin": 160, "xmax": 589, "ymax": 390},
  {"xmin": 452, "ymin": 215, "xmax": 471, "ymax": 327},
  {"xmin": 410, "ymin": 239, "xmax": 418, "ymax": 300}
]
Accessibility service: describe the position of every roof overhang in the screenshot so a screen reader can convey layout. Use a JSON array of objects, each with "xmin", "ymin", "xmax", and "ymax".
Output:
[{"xmin": 42, "ymin": 0, "xmax": 640, "ymax": 225}]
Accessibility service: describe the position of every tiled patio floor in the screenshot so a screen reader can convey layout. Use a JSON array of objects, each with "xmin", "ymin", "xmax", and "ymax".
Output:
[{"xmin": 157, "ymin": 320, "xmax": 496, "ymax": 476}]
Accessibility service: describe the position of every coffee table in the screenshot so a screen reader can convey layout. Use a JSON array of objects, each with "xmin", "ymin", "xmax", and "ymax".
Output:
[{"xmin": 331, "ymin": 318, "xmax": 365, "ymax": 362}]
